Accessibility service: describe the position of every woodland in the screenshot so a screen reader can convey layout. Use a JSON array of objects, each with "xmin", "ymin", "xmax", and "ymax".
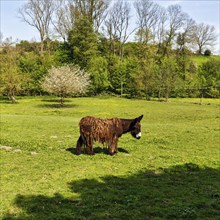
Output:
[{"xmin": 0, "ymin": 0, "xmax": 219, "ymax": 103}]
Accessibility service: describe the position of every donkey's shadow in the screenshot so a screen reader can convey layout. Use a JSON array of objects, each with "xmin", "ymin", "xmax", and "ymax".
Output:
[{"xmin": 66, "ymin": 147, "xmax": 129, "ymax": 155}]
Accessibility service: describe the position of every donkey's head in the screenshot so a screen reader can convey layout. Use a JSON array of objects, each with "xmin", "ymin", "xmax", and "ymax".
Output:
[{"xmin": 130, "ymin": 115, "xmax": 143, "ymax": 139}]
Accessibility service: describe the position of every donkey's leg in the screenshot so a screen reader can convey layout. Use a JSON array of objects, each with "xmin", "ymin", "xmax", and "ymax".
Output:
[
  {"xmin": 114, "ymin": 139, "xmax": 118, "ymax": 153},
  {"xmin": 86, "ymin": 137, "xmax": 94, "ymax": 155},
  {"xmin": 108, "ymin": 146, "xmax": 114, "ymax": 155},
  {"xmin": 76, "ymin": 135, "xmax": 84, "ymax": 155},
  {"xmin": 108, "ymin": 136, "xmax": 118, "ymax": 155}
]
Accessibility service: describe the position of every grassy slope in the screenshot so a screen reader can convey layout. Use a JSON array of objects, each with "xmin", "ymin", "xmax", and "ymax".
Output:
[
  {"xmin": 191, "ymin": 55, "xmax": 220, "ymax": 66},
  {"xmin": 0, "ymin": 96, "xmax": 219, "ymax": 219}
]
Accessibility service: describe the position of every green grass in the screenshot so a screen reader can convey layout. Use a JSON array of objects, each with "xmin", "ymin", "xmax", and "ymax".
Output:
[
  {"xmin": 0, "ymin": 96, "xmax": 220, "ymax": 219},
  {"xmin": 191, "ymin": 55, "xmax": 220, "ymax": 66}
]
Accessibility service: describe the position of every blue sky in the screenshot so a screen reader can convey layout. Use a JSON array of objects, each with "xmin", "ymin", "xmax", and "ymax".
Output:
[{"xmin": 1, "ymin": 0, "xmax": 219, "ymax": 54}]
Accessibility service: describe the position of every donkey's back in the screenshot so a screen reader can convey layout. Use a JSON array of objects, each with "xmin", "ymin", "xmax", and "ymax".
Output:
[{"xmin": 79, "ymin": 116, "xmax": 122, "ymax": 143}]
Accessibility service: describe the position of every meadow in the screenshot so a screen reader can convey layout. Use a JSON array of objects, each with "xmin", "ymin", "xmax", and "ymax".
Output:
[
  {"xmin": 0, "ymin": 96, "xmax": 219, "ymax": 219},
  {"xmin": 191, "ymin": 55, "xmax": 220, "ymax": 65}
]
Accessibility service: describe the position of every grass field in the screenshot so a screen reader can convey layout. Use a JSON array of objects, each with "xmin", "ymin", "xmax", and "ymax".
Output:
[
  {"xmin": 191, "ymin": 55, "xmax": 220, "ymax": 66},
  {"xmin": 0, "ymin": 96, "xmax": 219, "ymax": 219}
]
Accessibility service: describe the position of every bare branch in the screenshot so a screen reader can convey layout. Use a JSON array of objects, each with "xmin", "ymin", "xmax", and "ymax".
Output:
[
  {"xmin": 193, "ymin": 23, "xmax": 217, "ymax": 54},
  {"xmin": 134, "ymin": 0, "xmax": 161, "ymax": 44},
  {"xmin": 18, "ymin": 0, "xmax": 54, "ymax": 54}
]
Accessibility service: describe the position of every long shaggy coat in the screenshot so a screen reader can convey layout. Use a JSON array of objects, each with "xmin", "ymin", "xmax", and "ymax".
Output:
[{"xmin": 76, "ymin": 115, "xmax": 143, "ymax": 155}]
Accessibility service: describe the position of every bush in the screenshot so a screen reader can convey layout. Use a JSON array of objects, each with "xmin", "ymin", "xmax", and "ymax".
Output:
[
  {"xmin": 42, "ymin": 65, "xmax": 90, "ymax": 105},
  {"xmin": 204, "ymin": 49, "xmax": 211, "ymax": 56}
]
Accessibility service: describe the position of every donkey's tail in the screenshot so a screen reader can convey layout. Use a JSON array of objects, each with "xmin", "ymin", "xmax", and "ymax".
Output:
[{"xmin": 76, "ymin": 135, "xmax": 84, "ymax": 155}]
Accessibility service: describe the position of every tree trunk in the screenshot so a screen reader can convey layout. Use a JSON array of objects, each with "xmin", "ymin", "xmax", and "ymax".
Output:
[
  {"xmin": 158, "ymin": 89, "xmax": 161, "ymax": 101},
  {"xmin": 120, "ymin": 74, "xmax": 123, "ymax": 96},
  {"xmin": 10, "ymin": 87, "xmax": 17, "ymax": 103},
  {"xmin": 60, "ymin": 94, "xmax": 64, "ymax": 106},
  {"xmin": 200, "ymin": 88, "xmax": 204, "ymax": 105},
  {"xmin": 60, "ymin": 95, "xmax": 64, "ymax": 106},
  {"xmin": 8, "ymin": 93, "xmax": 16, "ymax": 103},
  {"xmin": 40, "ymin": 35, "xmax": 44, "ymax": 56},
  {"xmin": 121, "ymin": 81, "xmax": 123, "ymax": 96},
  {"xmin": 165, "ymin": 91, "xmax": 169, "ymax": 102},
  {"xmin": 198, "ymin": 45, "xmax": 202, "ymax": 55}
]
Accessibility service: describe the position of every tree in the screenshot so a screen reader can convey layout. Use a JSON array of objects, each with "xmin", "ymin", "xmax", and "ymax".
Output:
[
  {"xmin": 133, "ymin": 40, "xmax": 157, "ymax": 99},
  {"xmin": 155, "ymin": 5, "xmax": 167, "ymax": 54},
  {"xmin": 52, "ymin": 0, "xmax": 76, "ymax": 42},
  {"xmin": 192, "ymin": 23, "xmax": 217, "ymax": 54},
  {"xmin": 134, "ymin": 58, "xmax": 155, "ymax": 99},
  {"xmin": 204, "ymin": 49, "xmax": 211, "ymax": 56},
  {"xmin": 16, "ymin": 40, "xmax": 39, "ymax": 53},
  {"xmin": 163, "ymin": 4, "xmax": 188, "ymax": 56},
  {"xmin": 52, "ymin": 0, "xmax": 110, "ymax": 41},
  {"xmin": 175, "ymin": 18, "xmax": 196, "ymax": 81},
  {"xmin": 18, "ymin": 0, "xmax": 54, "ymax": 55},
  {"xmin": 134, "ymin": 0, "xmax": 159, "ymax": 44},
  {"xmin": 88, "ymin": 56, "xmax": 110, "ymax": 94},
  {"xmin": 176, "ymin": 17, "xmax": 196, "ymax": 54},
  {"xmin": 183, "ymin": 61, "xmax": 198, "ymax": 98},
  {"xmin": 73, "ymin": 0, "xmax": 110, "ymax": 32},
  {"xmin": 154, "ymin": 56, "xmax": 179, "ymax": 101},
  {"xmin": 104, "ymin": 0, "xmax": 132, "ymax": 58},
  {"xmin": 198, "ymin": 59, "xmax": 220, "ymax": 98},
  {"xmin": 0, "ymin": 47, "xmax": 23, "ymax": 103},
  {"xmin": 68, "ymin": 15, "xmax": 98, "ymax": 69},
  {"xmin": 42, "ymin": 65, "xmax": 90, "ymax": 106},
  {"xmin": 18, "ymin": 52, "xmax": 55, "ymax": 95},
  {"xmin": 104, "ymin": 0, "xmax": 133, "ymax": 96}
]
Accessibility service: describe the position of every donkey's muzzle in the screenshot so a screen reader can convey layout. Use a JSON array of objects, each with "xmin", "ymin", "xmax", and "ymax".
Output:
[{"xmin": 136, "ymin": 132, "xmax": 141, "ymax": 139}]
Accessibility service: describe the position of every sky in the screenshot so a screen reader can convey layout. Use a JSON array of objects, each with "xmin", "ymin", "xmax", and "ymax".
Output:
[{"xmin": 0, "ymin": 0, "xmax": 220, "ymax": 54}]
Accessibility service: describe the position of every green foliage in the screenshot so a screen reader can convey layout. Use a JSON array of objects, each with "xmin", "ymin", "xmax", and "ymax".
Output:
[
  {"xmin": 153, "ymin": 56, "xmax": 180, "ymax": 101},
  {"xmin": 68, "ymin": 16, "xmax": 98, "ymax": 69},
  {"xmin": 18, "ymin": 52, "xmax": 55, "ymax": 95},
  {"xmin": 53, "ymin": 42, "xmax": 72, "ymax": 65},
  {"xmin": 191, "ymin": 55, "xmax": 212, "ymax": 66},
  {"xmin": 134, "ymin": 59, "xmax": 155, "ymax": 99},
  {"xmin": 106, "ymin": 56, "xmax": 138, "ymax": 95},
  {"xmin": 0, "ymin": 48, "xmax": 24, "ymax": 102},
  {"xmin": 88, "ymin": 56, "xmax": 110, "ymax": 94},
  {"xmin": 0, "ymin": 97, "xmax": 219, "ymax": 219},
  {"xmin": 122, "ymin": 58, "xmax": 139, "ymax": 96},
  {"xmin": 16, "ymin": 40, "xmax": 38, "ymax": 53},
  {"xmin": 198, "ymin": 58, "xmax": 220, "ymax": 97},
  {"xmin": 111, "ymin": 59, "xmax": 127, "ymax": 94},
  {"xmin": 2, "ymin": 42, "xmax": 220, "ymax": 99},
  {"xmin": 1, "ymin": 32, "xmax": 220, "ymax": 99},
  {"xmin": 181, "ymin": 61, "xmax": 200, "ymax": 98},
  {"xmin": 106, "ymin": 55, "xmax": 120, "ymax": 93},
  {"xmin": 204, "ymin": 49, "xmax": 211, "ymax": 56},
  {"xmin": 132, "ymin": 43, "xmax": 158, "ymax": 99}
]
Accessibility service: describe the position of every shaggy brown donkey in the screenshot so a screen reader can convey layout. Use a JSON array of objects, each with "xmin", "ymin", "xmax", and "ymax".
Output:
[{"xmin": 76, "ymin": 115, "xmax": 143, "ymax": 155}]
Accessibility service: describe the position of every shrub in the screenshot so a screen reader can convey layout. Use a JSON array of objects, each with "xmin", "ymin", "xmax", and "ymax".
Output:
[
  {"xmin": 42, "ymin": 65, "xmax": 90, "ymax": 105},
  {"xmin": 204, "ymin": 49, "xmax": 211, "ymax": 56}
]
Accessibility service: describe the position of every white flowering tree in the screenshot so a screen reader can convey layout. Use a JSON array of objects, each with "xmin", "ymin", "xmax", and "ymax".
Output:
[{"xmin": 42, "ymin": 65, "xmax": 90, "ymax": 105}]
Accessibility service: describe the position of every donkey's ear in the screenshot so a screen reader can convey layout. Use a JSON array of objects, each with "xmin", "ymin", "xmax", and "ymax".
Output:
[
  {"xmin": 136, "ymin": 115, "xmax": 143, "ymax": 122},
  {"xmin": 135, "ymin": 115, "xmax": 144, "ymax": 123}
]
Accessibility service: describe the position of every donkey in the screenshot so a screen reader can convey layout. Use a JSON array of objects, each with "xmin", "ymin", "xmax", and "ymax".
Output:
[{"xmin": 76, "ymin": 115, "xmax": 143, "ymax": 155}]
